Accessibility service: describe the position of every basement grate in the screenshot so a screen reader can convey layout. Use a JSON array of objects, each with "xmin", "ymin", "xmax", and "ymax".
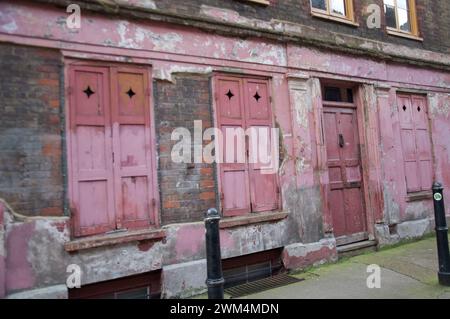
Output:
[{"xmin": 225, "ymin": 273, "xmax": 304, "ymax": 298}]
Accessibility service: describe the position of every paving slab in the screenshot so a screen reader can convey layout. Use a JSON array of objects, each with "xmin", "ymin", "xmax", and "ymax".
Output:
[{"xmin": 242, "ymin": 237, "xmax": 450, "ymax": 299}]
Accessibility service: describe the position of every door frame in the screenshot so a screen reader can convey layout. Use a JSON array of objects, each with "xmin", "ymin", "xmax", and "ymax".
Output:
[{"xmin": 317, "ymin": 80, "xmax": 374, "ymax": 245}]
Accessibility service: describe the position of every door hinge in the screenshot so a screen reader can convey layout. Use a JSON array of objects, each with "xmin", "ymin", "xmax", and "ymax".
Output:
[
  {"xmin": 250, "ymin": 202, "xmax": 253, "ymax": 212},
  {"xmin": 152, "ymin": 198, "xmax": 156, "ymax": 208},
  {"xmin": 67, "ymin": 86, "xmax": 73, "ymax": 95},
  {"xmin": 112, "ymin": 152, "xmax": 115, "ymax": 163},
  {"xmin": 145, "ymin": 88, "xmax": 151, "ymax": 97},
  {"xmin": 276, "ymin": 185, "xmax": 280, "ymax": 194},
  {"xmin": 220, "ymin": 192, "xmax": 224, "ymax": 200}
]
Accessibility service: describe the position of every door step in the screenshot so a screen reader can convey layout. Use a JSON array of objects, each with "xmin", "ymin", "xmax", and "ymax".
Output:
[{"xmin": 337, "ymin": 240, "xmax": 377, "ymax": 259}]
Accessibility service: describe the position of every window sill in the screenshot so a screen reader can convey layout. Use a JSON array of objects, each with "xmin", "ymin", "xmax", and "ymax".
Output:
[
  {"xmin": 386, "ymin": 28, "xmax": 423, "ymax": 42},
  {"xmin": 311, "ymin": 11, "xmax": 359, "ymax": 27},
  {"xmin": 64, "ymin": 228, "xmax": 166, "ymax": 252},
  {"xmin": 220, "ymin": 211, "xmax": 288, "ymax": 229},
  {"xmin": 406, "ymin": 191, "xmax": 432, "ymax": 202},
  {"xmin": 243, "ymin": 0, "xmax": 270, "ymax": 5}
]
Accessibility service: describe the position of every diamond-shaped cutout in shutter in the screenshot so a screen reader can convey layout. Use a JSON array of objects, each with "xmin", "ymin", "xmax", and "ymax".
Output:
[
  {"xmin": 402, "ymin": 105, "xmax": 407, "ymax": 111},
  {"xmin": 226, "ymin": 89, "xmax": 234, "ymax": 100},
  {"xmin": 126, "ymin": 88, "xmax": 136, "ymax": 99},
  {"xmin": 83, "ymin": 86, "xmax": 95, "ymax": 98},
  {"xmin": 253, "ymin": 92, "xmax": 261, "ymax": 102}
]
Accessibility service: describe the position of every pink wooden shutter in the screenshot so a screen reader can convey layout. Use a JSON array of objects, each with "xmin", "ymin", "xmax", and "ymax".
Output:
[
  {"xmin": 244, "ymin": 79, "xmax": 279, "ymax": 212},
  {"xmin": 216, "ymin": 77, "xmax": 251, "ymax": 216},
  {"xmin": 398, "ymin": 95, "xmax": 421, "ymax": 193},
  {"xmin": 412, "ymin": 96, "xmax": 433, "ymax": 191},
  {"xmin": 111, "ymin": 67, "xmax": 156, "ymax": 230},
  {"xmin": 69, "ymin": 66, "xmax": 116, "ymax": 236}
]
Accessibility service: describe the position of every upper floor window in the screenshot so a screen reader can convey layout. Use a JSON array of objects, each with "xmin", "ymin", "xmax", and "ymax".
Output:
[
  {"xmin": 384, "ymin": 0, "xmax": 420, "ymax": 38},
  {"xmin": 310, "ymin": 0, "xmax": 356, "ymax": 25}
]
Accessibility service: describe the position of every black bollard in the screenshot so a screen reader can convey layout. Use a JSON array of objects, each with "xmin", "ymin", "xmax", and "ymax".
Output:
[
  {"xmin": 204, "ymin": 208, "xmax": 224, "ymax": 299},
  {"xmin": 432, "ymin": 182, "xmax": 450, "ymax": 286}
]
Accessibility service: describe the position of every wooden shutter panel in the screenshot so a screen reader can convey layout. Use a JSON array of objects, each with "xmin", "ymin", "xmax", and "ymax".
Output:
[
  {"xmin": 398, "ymin": 95, "xmax": 421, "ymax": 193},
  {"xmin": 111, "ymin": 67, "xmax": 156, "ymax": 229},
  {"xmin": 411, "ymin": 96, "xmax": 432, "ymax": 191},
  {"xmin": 69, "ymin": 66, "xmax": 115, "ymax": 236},
  {"xmin": 216, "ymin": 77, "xmax": 251, "ymax": 216},
  {"xmin": 244, "ymin": 79, "xmax": 279, "ymax": 212}
]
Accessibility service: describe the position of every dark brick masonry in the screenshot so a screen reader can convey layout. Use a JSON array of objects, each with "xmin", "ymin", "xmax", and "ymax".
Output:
[
  {"xmin": 152, "ymin": 0, "xmax": 450, "ymax": 54},
  {"xmin": 0, "ymin": 43, "xmax": 64, "ymax": 216},
  {"xmin": 154, "ymin": 75, "xmax": 217, "ymax": 225},
  {"xmin": 0, "ymin": 44, "xmax": 217, "ymax": 222}
]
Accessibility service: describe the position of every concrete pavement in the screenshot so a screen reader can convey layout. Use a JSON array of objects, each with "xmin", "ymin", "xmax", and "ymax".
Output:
[{"xmin": 242, "ymin": 236, "xmax": 450, "ymax": 299}]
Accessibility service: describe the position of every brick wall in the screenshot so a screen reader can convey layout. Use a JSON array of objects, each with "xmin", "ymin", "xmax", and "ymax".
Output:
[
  {"xmin": 154, "ymin": 75, "xmax": 217, "ymax": 225},
  {"xmin": 152, "ymin": 0, "xmax": 449, "ymax": 54},
  {"xmin": 0, "ymin": 43, "xmax": 64, "ymax": 217}
]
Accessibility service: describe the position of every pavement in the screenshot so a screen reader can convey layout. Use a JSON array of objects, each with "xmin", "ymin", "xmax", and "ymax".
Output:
[{"xmin": 241, "ymin": 236, "xmax": 450, "ymax": 299}]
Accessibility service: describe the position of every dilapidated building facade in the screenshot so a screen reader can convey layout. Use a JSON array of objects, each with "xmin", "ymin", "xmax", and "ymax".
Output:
[{"xmin": 0, "ymin": 0, "xmax": 449, "ymax": 298}]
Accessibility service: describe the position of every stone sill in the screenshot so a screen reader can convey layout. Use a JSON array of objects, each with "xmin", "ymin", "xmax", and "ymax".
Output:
[
  {"xmin": 406, "ymin": 191, "xmax": 433, "ymax": 202},
  {"xmin": 311, "ymin": 11, "xmax": 359, "ymax": 27},
  {"xmin": 387, "ymin": 28, "xmax": 423, "ymax": 42},
  {"xmin": 220, "ymin": 211, "xmax": 288, "ymax": 229},
  {"xmin": 64, "ymin": 228, "xmax": 166, "ymax": 252},
  {"xmin": 244, "ymin": 0, "xmax": 270, "ymax": 5}
]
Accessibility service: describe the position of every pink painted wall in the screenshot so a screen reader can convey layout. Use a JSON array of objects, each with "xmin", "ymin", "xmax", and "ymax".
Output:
[
  {"xmin": 0, "ymin": 202, "xmax": 5, "ymax": 298},
  {"xmin": 5, "ymin": 222, "xmax": 36, "ymax": 293},
  {"xmin": 0, "ymin": 1, "xmax": 449, "ymax": 297},
  {"xmin": 430, "ymin": 94, "xmax": 450, "ymax": 217},
  {"xmin": 0, "ymin": 1, "xmax": 286, "ymax": 67}
]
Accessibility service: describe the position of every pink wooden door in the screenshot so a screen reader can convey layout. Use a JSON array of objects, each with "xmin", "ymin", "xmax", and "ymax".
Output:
[
  {"xmin": 69, "ymin": 66, "xmax": 116, "ymax": 236},
  {"xmin": 111, "ymin": 67, "xmax": 156, "ymax": 229},
  {"xmin": 244, "ymin": 79, "xmax": 279, "ymax": 212},
  {"xmin": 398, "ymin": 95, "xmax": 432, "ymax": 192},
  {"xmin": 324, "ymin": 106, "xmax": 366, "ymax": 239},
  {"xmin": 216, "ymin": 77, "xmax": 251, "ymax": 216}
]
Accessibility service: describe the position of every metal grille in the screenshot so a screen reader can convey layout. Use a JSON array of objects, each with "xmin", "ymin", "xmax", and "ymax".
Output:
[{"xmin": 225, "ymin": 273, "xmax": 303, "ymax": 298}]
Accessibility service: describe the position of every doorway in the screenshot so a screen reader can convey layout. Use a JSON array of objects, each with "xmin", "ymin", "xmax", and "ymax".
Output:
[{"xmin": 322, "ymin": 84, "xmax": 368, "ymax": 246}]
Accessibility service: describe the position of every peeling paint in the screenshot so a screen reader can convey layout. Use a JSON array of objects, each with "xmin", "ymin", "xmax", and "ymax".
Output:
[
  {"xmin": 153, "ymin": 65, "xmax": 213, "ymax": 83},
  {"xmin": 282, "ymin": 238, "xmax": 337, "ymax": 270},
  {"xmin": 383, "ymin": 181, "xmax": 400, "ymax": 225},
  {"xmin": 429, "ymin": 93, "xmax": 450, "ymax": 118}
]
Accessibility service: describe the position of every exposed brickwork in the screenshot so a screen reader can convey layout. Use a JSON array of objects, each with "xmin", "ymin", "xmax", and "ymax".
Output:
[
  {"xmin": 154, "ymin": 75, "xmax": 217, "ymax": 225},
  {"xmin": 0, "ymin": 43, "xmax": 64, "ymax": 216},
  {"xmin": 152, "ymin": 0, "xmax": 449, "ymax": 54}
]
